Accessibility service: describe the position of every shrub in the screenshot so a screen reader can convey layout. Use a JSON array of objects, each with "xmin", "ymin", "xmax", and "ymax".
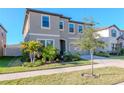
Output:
[
  {"xmin": 42, "ymin": 45, "xmax": 57, "ymax": 62},
  {"xmin": 23, "ymin": 60, "xmax": 43, "ymax": 67},
  {"xmin": 72, "ymin": 53, "xmax": 81, "ymax": 61},
  {"xmin": 33, "ymin": 60, "xmax": 42, "ymax": 67},
  {"xmin": 63, "ymin": 52, "xmax": 81, "ymax": 62},
  {"xmin": 20, "ymin": 52, "xmax": 30, "ymax": 62},
  {"xmin": 23, "ymin": 62, "xmax": 33, "ymax": 67},
  {"xmin": 54, "ymin": 53, "xmax": 61, "ymax": 62},
  {"xmin": 41, "ymin": 58, "xmax": 46, "ymax": 65},
  {"xmin": 94, "ymin": 51, "xmax": 110, "ymax": 57},
  {"xmin": 120, "ymin": 48, "xmax": 124, "ymax": 55}
]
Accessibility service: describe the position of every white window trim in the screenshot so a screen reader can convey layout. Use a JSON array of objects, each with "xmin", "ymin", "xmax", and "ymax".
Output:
[
  {"xmin": 68, "ymin": 37, "xmax": 79, "ymax": 39},
  {"xmin": 41, "ymin": 14, "xmax": 51, "ymax": 29},
  {"xmin": 68, "ymin": 23, "xmax": 75, "ymax": 34},
  {"xmin": 59, "ymin": 21, "xmax": 64, "ymax": 31},
  {"xmin": 29, "ymin": 33, "xmax": 60, "ymax": 37},
  {"xmin": 37, "ymin": 39, "xmax": 55, "ymax": 47},
  {"xmin": 77, "ymin": 24, "xmax": 83, "ymax": 33}
]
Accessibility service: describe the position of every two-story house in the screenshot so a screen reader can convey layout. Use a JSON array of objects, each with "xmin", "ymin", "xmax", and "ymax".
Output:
[
  {"xmin": 0, "ymin": 24, "xmax": 7, "ymax": 56},
  {"xmin": 96, "ymin": 25, "xmax": 124, "ymax": 53},
  {"xmin": 23, "ymin": 8, "xmax": 92, "ymax": 54}
]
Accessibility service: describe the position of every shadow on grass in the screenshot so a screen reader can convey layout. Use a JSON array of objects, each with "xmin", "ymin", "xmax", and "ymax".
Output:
[
  {"xmin": 59, "ymin": 60, "xmax": 89, "ymax": 66},
  {"xmin": 0, "ymin": 56, "xmax": 20, "ymax": 67}
]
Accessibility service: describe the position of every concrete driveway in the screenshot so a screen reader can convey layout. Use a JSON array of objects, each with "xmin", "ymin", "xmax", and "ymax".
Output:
[
  {"xmin": 81, "ymin": 55, "xmax": 124, "ymax": 69},
  {"xmin": 81, "ymin": 55, "xmax": 108, "ymax": 60}
]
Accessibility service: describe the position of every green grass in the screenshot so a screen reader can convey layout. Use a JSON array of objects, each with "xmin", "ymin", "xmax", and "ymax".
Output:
[
  {"xmin": 0, "ymin": 56, "xmax": 21, "ymax": 67},
  {"xmin": 0, "ymin": 57, "xmax": 91, "ymax": 74},
  {"xmin": 0, "ymin": 67, "xmax": 124, "ymax": 85},
  {"xmin": 109, "ymin": 55, "xmax": 124, "ymax": 59}
]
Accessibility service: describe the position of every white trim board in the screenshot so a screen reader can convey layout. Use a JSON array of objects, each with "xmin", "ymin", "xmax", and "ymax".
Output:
[
  {"xmin": 68, "ymin": 37, "xmax": 79, "ymax": 39},
  {"xmin": 29, "ymin": 33, "xmax": 60, "ymax": 37}
]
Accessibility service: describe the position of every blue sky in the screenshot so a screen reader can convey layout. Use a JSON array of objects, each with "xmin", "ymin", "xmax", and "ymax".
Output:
[{"xmin": 0, "ymin": 8, "xmax": 124, "ymax": 44}]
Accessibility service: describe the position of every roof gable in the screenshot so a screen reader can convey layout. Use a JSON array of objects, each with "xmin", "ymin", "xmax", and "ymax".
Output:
[
  {"xmin": 96, "ymin": 24, "xmax": 122, "ymax": 32},
  {"xmin": 0, "ymin": 24, "xmax": 7, "ymax": 33}
]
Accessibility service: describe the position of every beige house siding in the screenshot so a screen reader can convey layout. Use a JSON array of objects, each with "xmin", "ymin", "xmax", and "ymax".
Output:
[
  {"xmin": 29, "ymin": 12, "xmax": 60, "ymax": 35},
  {"xmin": 23, "ymin": 13, "xmax": 30, "ymax": 39},
  {"xmin": 23, "ymin": 9, "xmax": 91, "ymax": 54}
]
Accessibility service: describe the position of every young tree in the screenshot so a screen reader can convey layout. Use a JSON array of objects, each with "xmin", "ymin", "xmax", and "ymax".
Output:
[
  {"xmin": 21, "ymin": 41, "xmax": 42, "ymax": 63},
  {"xmin": 74, "ymin": 20, "xmax": 105, "ymax": 76}
]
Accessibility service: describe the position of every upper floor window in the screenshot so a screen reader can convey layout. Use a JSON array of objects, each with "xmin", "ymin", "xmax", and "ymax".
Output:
[
  {"xmin": 69, "ymin": 23, "xmax": 75, "ymax": 33},
  {"xmin": 59, "ymin": 21, "xmax": 64, "ymax": 30},
  {"xmin": 111, "ymin": 29, "xmax": 116, "ymax": 37},
  {"xmin": 42, "ymin": 15, "xmax": 50, "ymax": 28},
  {"xmin": 78, "ymin": 25, "xmax": 83, "ymax": 33}
]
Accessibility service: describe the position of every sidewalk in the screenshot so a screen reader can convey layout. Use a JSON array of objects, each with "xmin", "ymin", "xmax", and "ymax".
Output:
[
  {"xmin": 0, "ymin": 63, "xmax": 110, "ymax": 81},
  {"xmin": 0, "ymin": 58, "xmax": 124, "ymax": 82}
]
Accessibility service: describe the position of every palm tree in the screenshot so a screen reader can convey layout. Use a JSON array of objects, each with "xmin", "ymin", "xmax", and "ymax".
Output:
[{"xmin": 21, "ymin": 41, "xmax": 42, "ymax": 63}]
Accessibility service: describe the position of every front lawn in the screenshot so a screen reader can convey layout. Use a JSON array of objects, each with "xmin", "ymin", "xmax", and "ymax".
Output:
[
  {"xmin": 0, "ymin": 56, "xmax": 21, "ymax": 67},
  {"xmin": 0, "ymin": 67, "xmax": 124, "ymax": 85},
  {"xmin": 0, "ymin": 57, "xmax": 91, "ymax": 74},
  {"xmin": 109, "ymin": 55, "xmax": 124, "ymax": 60}
]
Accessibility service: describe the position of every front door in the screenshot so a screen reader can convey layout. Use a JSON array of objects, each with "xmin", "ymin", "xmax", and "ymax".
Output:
[{"xmin": 60, "ymin": 40, "xmax": 66, "ymax": 55}]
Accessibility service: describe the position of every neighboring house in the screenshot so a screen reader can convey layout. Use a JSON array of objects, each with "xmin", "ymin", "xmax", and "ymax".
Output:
[
  {"xmin": 0, "ymin": 24, "xmax": 7, "ymax": 56},
  {"xmin": 96, "ymin": 25, "xmax": 124, "ymax": 53},
  {"xmin": 23, "ymin": 8, "xmax": 92, "ymax": 54}
]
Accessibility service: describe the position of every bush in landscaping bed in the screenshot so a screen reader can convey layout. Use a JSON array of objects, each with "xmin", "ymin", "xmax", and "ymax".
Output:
[
  {"xmin": 22, "ymin": 60, "xmax": 45, "ymax": 67},
  {"xmin": 42, "ymin": 45, "xmax": 58, "ymax": 63},
  {"xmin": 94, "ymin": 51, "xmax": 110, "ymax": 57},
  {"xmin": 63, "ymin": 52, "xmax": 81, "ymax": 62},
  {"xmin": 20, "ymin": 51, "xmax": 30, "ymax": 62},
  {"xmin": 22, "ymin": 62, "xmax": 33, "ymax": 67},
  {"xmin": 120, "ymin": 48, "xmax": 124, "ymax": 55}
]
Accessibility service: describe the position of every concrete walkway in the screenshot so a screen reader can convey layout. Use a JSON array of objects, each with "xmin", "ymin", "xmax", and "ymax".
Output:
[
  {"xmin": 0, "ymin": 63, "xmax": 111, "ymax": 81},
  {"xmin": 0, "ymin": 55, "xmax": 124, "ymax": 85}
]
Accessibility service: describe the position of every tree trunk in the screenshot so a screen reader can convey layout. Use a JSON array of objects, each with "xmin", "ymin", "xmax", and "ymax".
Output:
[
  {"xmin": 90, "ymin": 49, "xmax": 94, "ymax": 76},
  {"xmin": 29, "ymin": 53, "xmax": 33, "ymax": 63},
  {"xmin": 32, "ymin": 52, "xmax": 35, "ymax": 63}
]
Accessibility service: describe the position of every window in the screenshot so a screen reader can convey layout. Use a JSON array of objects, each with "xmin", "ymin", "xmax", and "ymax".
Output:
[
  {"xmin": 40, "ymin": 40, "xmax": 45, "ymax": 47},
  {"xmin": 78, "ymin": 25, "xmax": 83, "ymax": 33},
  {"xmin": 69, "ymin": 23, "xmax": 75, "ymax": 33},
  {"xmin": 42, "ymin": 15, "xmax": 50, "ymax": 28},
  {"xmin": 59, "ymin": 21, "xmax": 64, "ymax": 30},
  {"xmin": 47, "ymin": 40, "xmax": 54, "ymax": 46},
  {"xmin": 39, "ymin": 40, "xmax": 54, "ymax": 47},
  {"xmin": 111, "ymin": 29, "xmax": 116, "ymax": 37}
]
